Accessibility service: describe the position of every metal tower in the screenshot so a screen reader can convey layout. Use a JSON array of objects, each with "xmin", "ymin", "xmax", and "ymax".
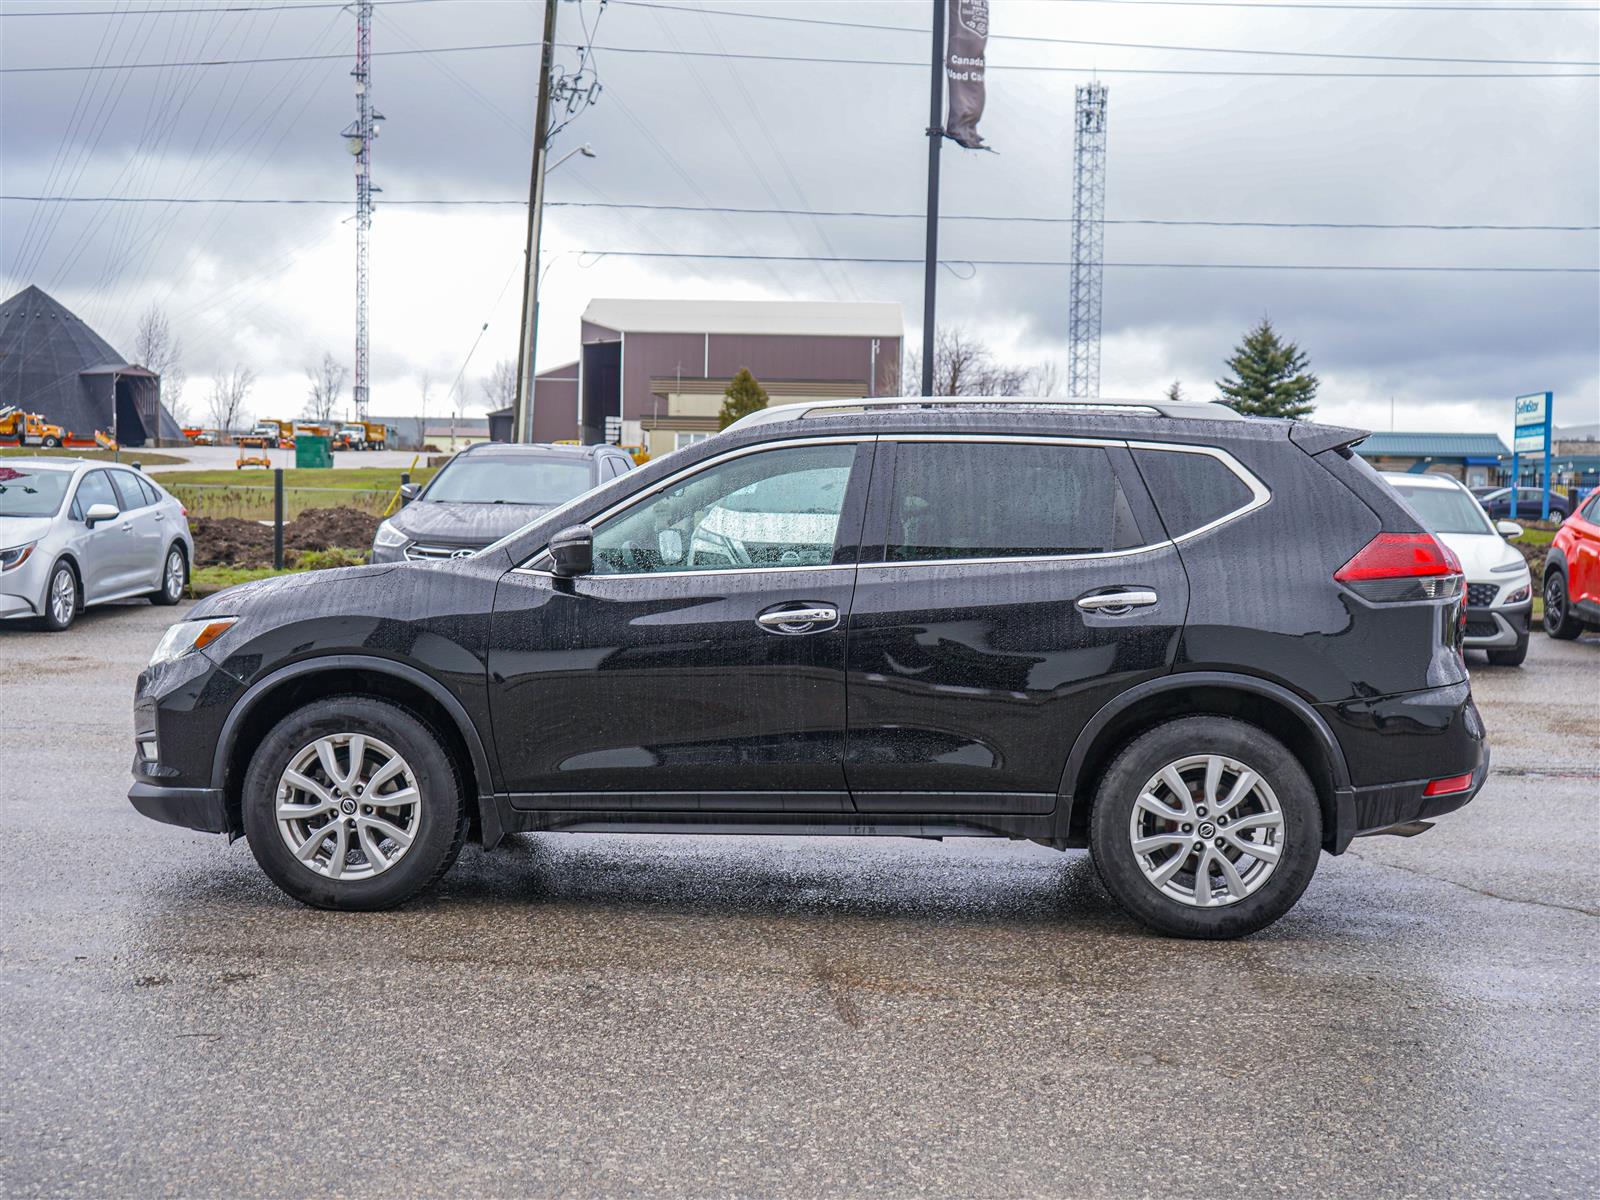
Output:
[
  {"xmin": 341, "ymin": 0, "xmax": 383, "ymax": 420},
  {"xmin": 1067, "ymin": 82, "xmax": 1108, "ymax": 399}
]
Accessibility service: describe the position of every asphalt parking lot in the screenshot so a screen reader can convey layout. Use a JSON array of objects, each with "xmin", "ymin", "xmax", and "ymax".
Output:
[{"xmin": 2, "ymin": 603, "xmax": 1596, "ymax": 1198}]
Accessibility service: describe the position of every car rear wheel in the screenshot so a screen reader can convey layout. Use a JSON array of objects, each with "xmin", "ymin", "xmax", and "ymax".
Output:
[
  {"xmin": 40, "ymin": 561, "xmax": 79, "ymax": 632},
  {"xmin": 242, "ymin": 697, "xmax": 468, "ymax": 910},
  {"xmin": 1089, "ymin": 716, "xmax": 1321, "ymax": 939},
  {"xmin": 150, "ymin": 545, "xmax": 186, "ymax": 605},
  {"xmin": 1543, "ymin": 570, "xmax": 1583, "ymax": 640}
]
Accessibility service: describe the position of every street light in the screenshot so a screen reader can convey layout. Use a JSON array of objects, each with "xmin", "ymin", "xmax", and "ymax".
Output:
[{"xmin": 549, "ymin": 143, "xmax": 597, "ymax": 173}]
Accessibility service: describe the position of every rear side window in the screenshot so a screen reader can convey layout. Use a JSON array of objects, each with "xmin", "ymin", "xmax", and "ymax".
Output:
[
  {"xmin": 1132, "ymin": 448, "xmax": 1254, "ymax": 538},
  {"xmin": 885, "ymin": 441, "xmax": 1142, "ymax": 561},
  {"xmin": 108, "ymin": 472, "xmax": 145, "ymax": 510}
]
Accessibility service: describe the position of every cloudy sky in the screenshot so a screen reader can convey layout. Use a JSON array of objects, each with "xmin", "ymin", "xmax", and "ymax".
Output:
[{"xmin": 2, "ymin": 0, "xmax": 1596, "ymax": 438}]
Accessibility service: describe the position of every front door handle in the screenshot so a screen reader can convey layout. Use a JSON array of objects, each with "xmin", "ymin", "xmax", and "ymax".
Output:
[
  {"xmin": 1077, "ymin": 589, "xmax": 1158, "ymax": 615},
  {"xmin": 757, "ymin": 606, "xmax": 839, "ymax": 634}
]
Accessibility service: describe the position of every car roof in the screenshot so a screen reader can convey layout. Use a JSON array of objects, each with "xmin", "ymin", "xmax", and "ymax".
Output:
[
  {"xmin": 0, "ymin": 457, "xmax": 85, "ymax": 473},
  {"xmin": 1382, "ymin": 472, "xmax": 1467, "ymax": 491},
  {"xmin": 459, "ymin": 441, "xmax": 618, "ymax": 459}
]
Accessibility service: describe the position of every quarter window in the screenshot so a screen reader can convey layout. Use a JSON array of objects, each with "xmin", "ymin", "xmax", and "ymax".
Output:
[
  {"xmin": 1131, "ymin": 447, "xmax": 1254, "ymax": 538},
  {"xmin": 108, "ymin": 471, "xmax": 145, "ymax": 511},
  {"xmin": 884, "ymin": 441, "xmax": 1142, "ymax": 562},
  {"xmin": 591, "ymin": 443, "xmax": 857, "ymax": 575}
]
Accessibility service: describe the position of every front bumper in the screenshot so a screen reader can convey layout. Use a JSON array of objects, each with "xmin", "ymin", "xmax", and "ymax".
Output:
[
  {"xmin": 1463, "ymin": 601, "xmax": 1530, "ymax": 649},
  {"xmin": 128, "ymin": 780, "xmax": 229, "ymax": 833}
]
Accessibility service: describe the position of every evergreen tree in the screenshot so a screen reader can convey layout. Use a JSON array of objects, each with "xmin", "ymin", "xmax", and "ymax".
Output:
[
  {"xmin": 718, "ymin": 367, "xmax": 770, "ymax": 429},
  {"xmin": 1216, "ymin": 318, "xmax": 1319, "ymax": 419},
  {"xmin": 1164, "ymin": 380, "xmax": 1185, "ymax": 403}
]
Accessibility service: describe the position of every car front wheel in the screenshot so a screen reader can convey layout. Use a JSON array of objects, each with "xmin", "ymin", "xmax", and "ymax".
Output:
[
  {"xmin": 242, "ymin": 697, "xmax": 468, "ymax": 910},
  {"xmin": 1544, "ymin": 570, "xmax": 1583, "ymax": 640},
  {"xmin": 1089, "ymin": 716, "xmax": 1321, "ymax": 939},
  {"xmin": 151, "ymin": 545, "xmax": 186, "ymax": 605},
  {"xmin": 41, "ymin": 561, "xmax": 79, "ymax": 631}
]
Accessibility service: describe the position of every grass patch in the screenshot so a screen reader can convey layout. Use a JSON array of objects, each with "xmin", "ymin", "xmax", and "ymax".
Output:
[
  {"xmin": 154, "ymin": 467, "xmax": 434, "ymax": 489},
  {"xmin": 2, "ymin": 447, "xmax": 187, "ymax": 465},
  {"xmin": 1514, "ymin": 526, "xmax": 1557, "ymax": 546},
  {"xmin": 189, "ymin": 546, "xmax": 371, "ymax": 597},
  {"xmin": 154, "ymin": 467, "xmax": 436, "ymax": 519}
]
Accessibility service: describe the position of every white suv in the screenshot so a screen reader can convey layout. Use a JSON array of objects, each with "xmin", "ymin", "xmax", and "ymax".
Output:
[{"xmin": 1384, "ymin": 472, "xmax": 1533, "ymax": 665}]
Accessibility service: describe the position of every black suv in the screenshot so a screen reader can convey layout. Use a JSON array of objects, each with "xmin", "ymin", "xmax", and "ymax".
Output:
[{"xmin": 129, "ymin": 398, "xmax": 1488, "ymax": 938}]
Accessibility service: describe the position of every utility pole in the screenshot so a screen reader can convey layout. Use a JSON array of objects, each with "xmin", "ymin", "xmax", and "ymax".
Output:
[
  {"xmin": 511, "ymin": 0, "xmax": 559, "ymax": 444},
  {"xmin": 919, "ymin": 0, "xmax": 945, "ymax": 398},
  {"xmin": 341, "ymin": 0, "xmax": 383, "ymax": 421},
  {"xmin": 1067, "ymin": 82, "xmax": 1108, "ymax": 399}
]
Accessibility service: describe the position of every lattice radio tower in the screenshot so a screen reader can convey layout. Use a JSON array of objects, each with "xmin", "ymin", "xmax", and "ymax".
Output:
[
  {"xmin": 341, "ymin": 0, "xmax": 383, "ymax": 420},
  {"xmin": 1067, "ymin": 82, "xmax": 1108, "ymax": 399}
]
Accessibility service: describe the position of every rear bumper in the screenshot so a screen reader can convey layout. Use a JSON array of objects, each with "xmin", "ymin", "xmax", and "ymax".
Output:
[{"xmin": 128, "ymin": 780, "xmax": 229, "ymax": 833}]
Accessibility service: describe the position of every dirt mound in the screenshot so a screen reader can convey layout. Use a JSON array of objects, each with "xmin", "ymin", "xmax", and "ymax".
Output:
[
  {"xmin": 286, "ymin": 506, "xmax": 380, "ymax": 553},
  {"xmin": 190, "ymin": 506, "xmax": 380, "ymax": 568}
]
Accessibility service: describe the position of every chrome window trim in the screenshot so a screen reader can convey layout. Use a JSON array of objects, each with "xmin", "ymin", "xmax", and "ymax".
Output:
[
  {"xmin": 513, "ymin": 435, "xmax": 871, "ymax": 575},
  {"xmin": 509, "ymin": 432, "xmax": 1271, "ymax": 577}
]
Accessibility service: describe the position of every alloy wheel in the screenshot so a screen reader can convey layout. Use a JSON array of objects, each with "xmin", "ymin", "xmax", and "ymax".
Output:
[
  {"xmin": 1127, "ymin": 753, "xmax": 1284, "ymax": 908},
  {"xmin": 275, "ymin": 734, "xmax": 423, "ymax": 880},
  {"xmin": 49, "ymin": 568, "xmax": 75, "ymax": 626},
  {"xmin": 1544, "ymin": 574, "xmax": 1565, "ymax": 631},
  {"xmin": 163, "ymin": 550, "xmax": 185, "ymax": 600}
]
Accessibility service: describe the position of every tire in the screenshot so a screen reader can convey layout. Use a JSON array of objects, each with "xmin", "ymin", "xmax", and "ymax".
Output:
[
  {"xmin": 1089, "ymin": 716, "xmax": 1322, "ymax": 939},
  {"xmin": 1544, "ymin": 569, "xmax": 1583, "ymax": 640},
  {"xmin": 150, "ymin": 544, "xmax": 186, "ymax": 605},
  {"xmin": 40, "ymin": 560, "xmax": 79, "ymax": 632},
  {"xmin": 1487, "ymin": 631, "xmax": 1529, "ymax": 667},
  {"xmin": 42, "ymin": 435, "xmax": 61, "ymax": 448},
  {"xmin": 242, "ymin": 696, "xmax": 468, "ymax": 910}
]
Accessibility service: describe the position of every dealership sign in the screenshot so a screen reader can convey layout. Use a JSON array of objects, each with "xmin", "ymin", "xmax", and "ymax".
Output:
[{"xmin": 1511, "ymin": 391, "xmax": 1554, "ymax": 520}]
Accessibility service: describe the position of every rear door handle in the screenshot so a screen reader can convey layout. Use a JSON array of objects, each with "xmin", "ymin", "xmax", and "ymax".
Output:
[
  {"xmin": 1077, "ymin": 589, "xmax": 1158, "ymax": 614},
  {"xmin": 757, "ymin": 606, "xmax": 839, "ymax": 634}
]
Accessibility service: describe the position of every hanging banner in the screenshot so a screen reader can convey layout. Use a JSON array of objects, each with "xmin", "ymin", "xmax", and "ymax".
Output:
[{"xmin": 945, "ymin": 0, "xmax": 989, "ymax": 149}]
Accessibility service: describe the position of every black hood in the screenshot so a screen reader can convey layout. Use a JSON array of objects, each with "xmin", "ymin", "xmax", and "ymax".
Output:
[{"xmin": 388, "ymin": 499, "xmax": 553, "ymax": 546}]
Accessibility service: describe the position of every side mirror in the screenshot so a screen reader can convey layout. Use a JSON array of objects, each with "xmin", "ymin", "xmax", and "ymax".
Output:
[
  {"xmin": 549, "ymin": 524, "xmax": 594, "ymax": 578},
  {"xmin": 657, "ymin": 528, "xmax": 684, "ymax": 565},
  {"xmin": 398, "ymin": 482, "xmax": 421, "ymax": 504},
  {"xmin": 1496, "ymin": 520, "xmax": 1523, "ymax": 540},
  {"xmin": 85, "ymin": 502, "xmax": 118, "ymax": 528}
]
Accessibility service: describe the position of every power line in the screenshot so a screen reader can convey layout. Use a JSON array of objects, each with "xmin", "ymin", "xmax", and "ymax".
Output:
[
  {"xmin": 612, "ymin": 0, "xmax": 1600, "ymax": 66},
  {"xmin": 0, "ymin": 0, "xmax": 444, "ymax": 17},
  {"xmin": 1064, "ymin": 1, "xmax": 1597, "ymax": 10},
  {"xmin": 577, "ymin": 249, "xmax": 1599, "ymax": 273},
  {"xmin": 4, "ymin": 194, "xmax": 1595, "ymax": 232},
  {"xmin": 5, "ymin": 38, "xmax": 1598, "ymax": 77}
]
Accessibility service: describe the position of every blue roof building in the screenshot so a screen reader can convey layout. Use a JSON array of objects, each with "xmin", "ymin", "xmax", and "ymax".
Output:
[{"xmin": 1353, "ymin": 431, "xmax": 1511, "ymax": 487}]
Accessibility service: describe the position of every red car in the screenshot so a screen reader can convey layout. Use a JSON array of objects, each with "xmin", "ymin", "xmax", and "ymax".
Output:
[{"xmin": 1544, "ymin": 489, "xmax": 1600, "ymax": 639}]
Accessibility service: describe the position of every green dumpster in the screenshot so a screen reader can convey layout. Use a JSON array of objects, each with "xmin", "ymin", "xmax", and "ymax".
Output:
[{"xmin": 295, "ymin": 435, "xmax": 332, "ymax": 469}]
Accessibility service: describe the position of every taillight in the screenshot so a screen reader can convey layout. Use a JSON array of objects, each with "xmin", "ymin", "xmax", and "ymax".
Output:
[{"xmin": 1334, "ymin": 532, "xmax": 1464, "ymax": 602}]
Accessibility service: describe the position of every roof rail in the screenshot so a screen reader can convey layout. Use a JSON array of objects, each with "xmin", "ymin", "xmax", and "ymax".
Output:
[{"xmin": 725, "ymin": 394, "xmax": 1243, "ymax": 432}]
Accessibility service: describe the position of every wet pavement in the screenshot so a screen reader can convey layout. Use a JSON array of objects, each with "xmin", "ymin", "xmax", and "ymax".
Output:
[{"xmin": 2, "ymin": 602, "xmax": 1596, "ymax": 1198}]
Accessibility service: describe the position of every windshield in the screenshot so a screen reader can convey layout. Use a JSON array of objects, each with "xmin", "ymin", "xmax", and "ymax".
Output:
[
  {"xmin": 0, "ymin": 466, "xmax": 71, "ymax": 518},
  {"xmin": 1392, "ymin": 483, "xmax": 1493, "ymax": 535},
  {"xmin": 422, "ymin": 453, "xmax": 592, "ymax": 506}
]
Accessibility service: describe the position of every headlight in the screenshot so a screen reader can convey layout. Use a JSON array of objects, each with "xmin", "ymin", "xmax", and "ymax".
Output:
[
  {"xmin": 373, "ymin": 519, "xmax": 407, "ymax": 549},
  {"xmin": 0, "ymin": 542, "xmax": 37, "ymax": 572},
  {"xmin": 149, "ymin": 617, "xmax": 236, "ymax": 667}
]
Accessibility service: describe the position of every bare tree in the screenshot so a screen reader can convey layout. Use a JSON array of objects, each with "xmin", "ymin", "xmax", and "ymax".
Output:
[
  {"xmin": 903, "ymin": 327, "xmax": 1036, "ymax": 398},
  {"xmin": 1026, "ymin": 359, "xmax": 1062, "ymax": 398},
  {"xmin": 418, "ymin": 370, "xmax": 433, "ymax": 434},
  {"xmin": 207, "ymin": 365, "xmax": 256, "ymax": 437},
  {"xmin": 133, "ymin": 303, "xmax": 187, "ymax": 426},
  {"xmin": 481, "ymin": 358, "xmax": 516, "ymax": 411},
  {"xmin": 304, "ymin": 352, "xmax": 347, "ymax": 423}
]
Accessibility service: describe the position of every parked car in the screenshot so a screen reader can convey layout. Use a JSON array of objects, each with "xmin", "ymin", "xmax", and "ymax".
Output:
[
  {"xmin": 129, "ymin": 397, "xmax": 1488, "ymax": 939},
  {"xmin": 1543, "ymin": 488, "xmax": 1600, "ymax": 639},
  {"xmin": 1, "ymin": 459, "xmax": 193, "ymax": 631},
  {"xmin": 370, "ymin": 442, "xmax": 635, "ymax": 563},
  {"xmin": 1478, "ymin": 486, "xmax": 1569, "ymax": 524},
  {"xmin": 1383, "ymin": 473, "xmax": 1533, "ymax": 666}
]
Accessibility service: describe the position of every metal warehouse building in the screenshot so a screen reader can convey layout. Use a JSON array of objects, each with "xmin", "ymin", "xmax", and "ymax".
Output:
[
  {"xmin": 1353, "ymin": 432, "xmax": 1513, "ymax": 488},
  {"xmin": 0, "ymin": 285, "xmax": 179, "ymax": 447},
  {"xmin": 490, "ymin": 298, "xmax": 904, "ymax": 455}
]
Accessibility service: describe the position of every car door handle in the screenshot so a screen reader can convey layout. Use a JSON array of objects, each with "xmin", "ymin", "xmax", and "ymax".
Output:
[
  {"xmin": 119, "ymin": 521, "xmax": 134, "ymax": 533},
  {"xmin": 1077, "ymin": 589, "xmax": 1158, "ymax": 614},
  {"xmin": 757, "ymin": 606, "xmax": 839, "ymax": 634}
]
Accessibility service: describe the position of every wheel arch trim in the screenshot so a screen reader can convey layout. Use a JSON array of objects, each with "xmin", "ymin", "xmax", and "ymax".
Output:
[
  {"xmin": 209, "ymin": 653, "xmax": 496, "ymax": 802},
  {"xmin": 1056, "ymin": 671, "xmax": 1354, "ymax": 843}
]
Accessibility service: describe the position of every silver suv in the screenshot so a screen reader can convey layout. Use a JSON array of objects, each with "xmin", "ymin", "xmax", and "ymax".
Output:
[{"xmin": 0, "ymin": 458, "xmax": 194, "ymax": 631}]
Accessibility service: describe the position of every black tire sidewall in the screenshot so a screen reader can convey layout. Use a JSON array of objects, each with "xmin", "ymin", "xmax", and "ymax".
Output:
[
  {"xmin": 242, "ymin": 697, "xmax": 465, "ymax": 910},
  {"xmin": 152, "ymin": 545, "xmax": 186, "ymax": 605},
  {"xmin": 1544, "ymin": 570, "xmax": 1581, "ymax": 639},
  {"xmin": 42, "ymin": 561, "xmax": 77, "ymax": 631},
  {"xmin": 1090, "ymin": 716, "xmax": 1322, "ymax": 939}
]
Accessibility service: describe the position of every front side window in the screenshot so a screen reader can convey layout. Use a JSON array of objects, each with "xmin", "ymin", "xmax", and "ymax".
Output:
[
  {"xmin": 591, "ymin": 443, "xmax": 857, "ymax": 575},
  {"xmin": 73, "ymin": 470, "xmax": 119, "ymax": 519},
  {"xmin": 885, "ymin": 441, "xmax": 1142, "ymax": 562}
]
